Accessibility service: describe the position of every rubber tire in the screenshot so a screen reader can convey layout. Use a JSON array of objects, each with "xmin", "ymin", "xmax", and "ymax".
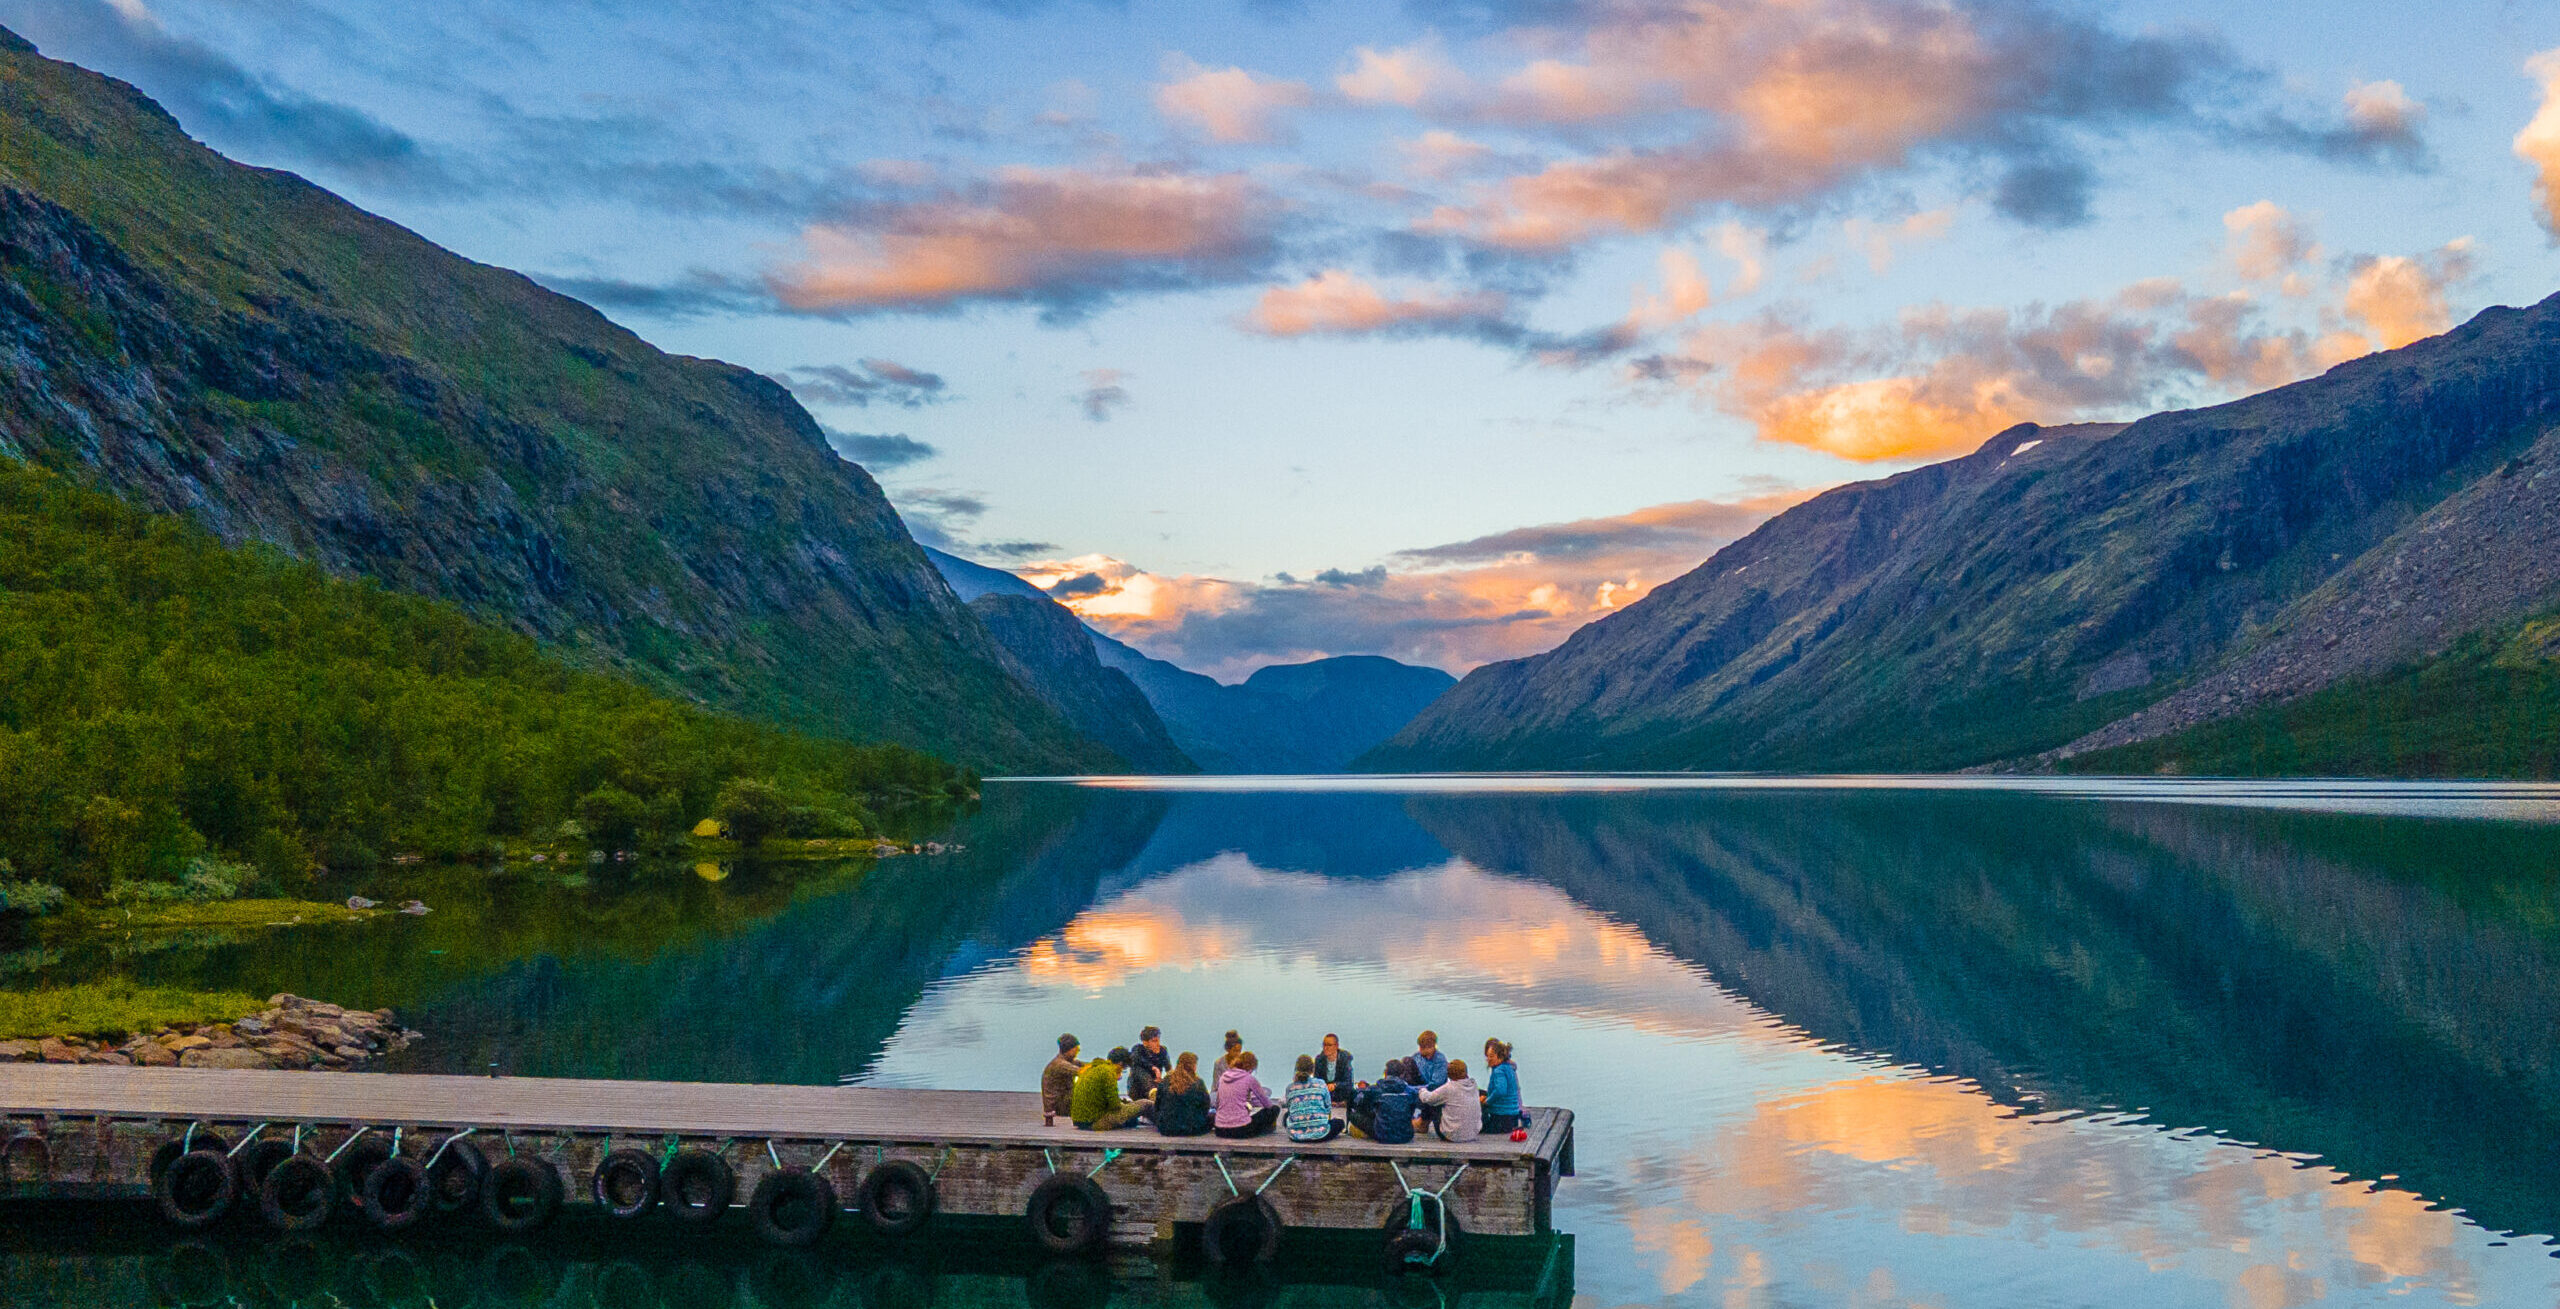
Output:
[
  {"xmin": 149, "ymin": 1134, "xmax": 228, "ymax": 1187},
  {"xmin": 480, "ymin": 1156, "xmax": 563, "ymax": 1234},
  {"xmin": 155, "ymin": 1148, "xmax": 237, "ymax": 1229},
  {"xmin": 1023, "ymin": 1173, "xmax": 1111, "ymax": 1256},
  {"xmin": 1384, "ymin": 1228, "xmax": 1446, "ymax": 1278},
  {"xmin": 334, "ymin": 1138, "xmax": 395, "ymax": 1214},
  {"xmin": 592, "ymin": 1148, "xmax": 660, "ymax": 1219},
  {"xmin": 662, "ymin": 1149, "xmax": 735, "ymax": 1229},
  {"xmin": 258, "ymin": 1155, "xmax": 338, "ymax": 1232},
  {"xmin": 231, "ymin": 1139, "xmax": 297, "ymax": 1200},
  {"xmin": 747, "ymin": 1167, "xmax": 837, "ymax": 1248},
  {"xmin": 362, "ymin": 1155, "xmax": 433, "ymax": 1232},
  {"xmin": 426, "ymin": 1138, "xmax": 487, "ymax": 1215},
  {"xmin": 1201, "ymin": 1193, "xmax": 1282, "ymax": 1265},
  {"xmin": 854, "ymin": 1160, "xmax": 935, "ymax": 1237}
]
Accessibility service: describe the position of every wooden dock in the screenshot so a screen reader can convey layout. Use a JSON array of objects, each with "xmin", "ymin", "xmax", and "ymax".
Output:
[{"xmin": 1, "ymin": 1065, "xmax": 1572, "ymax": 1267}]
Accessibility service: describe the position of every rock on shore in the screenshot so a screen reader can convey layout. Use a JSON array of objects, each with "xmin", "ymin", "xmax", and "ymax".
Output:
[{"xmin": 0, "ymin": 995, "xmax": 419, "ymax": 1070}]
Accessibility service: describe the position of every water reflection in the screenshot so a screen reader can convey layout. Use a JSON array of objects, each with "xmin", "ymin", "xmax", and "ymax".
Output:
[
  {"xmin": 0, "ymin": 1204, "xmax": 1572, "ymax": 1308},
  {"xmin": 16, "ymin": 780, "xmax": 2559, "ymax": 1307}
]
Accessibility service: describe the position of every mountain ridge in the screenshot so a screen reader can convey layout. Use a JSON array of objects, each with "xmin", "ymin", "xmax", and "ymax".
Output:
[
  {"xmin": 0, "ymin": 31, "xmax": 1108, "ymax": 772},
  {"xmin": 1370, "ymin": 295, "xmax": 2560, "ymax": 773}
]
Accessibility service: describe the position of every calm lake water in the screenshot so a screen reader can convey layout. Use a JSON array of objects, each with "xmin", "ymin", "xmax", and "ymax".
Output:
[{"xmin": 10, "ymin": 776, "xmax": 2560, "ymax": 1307}]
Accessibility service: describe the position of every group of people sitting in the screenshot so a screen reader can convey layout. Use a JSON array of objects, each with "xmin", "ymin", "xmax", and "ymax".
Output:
[{"xmin": 1040, "ymin": 1026, "xmax": 1526, "ymax": 1145}]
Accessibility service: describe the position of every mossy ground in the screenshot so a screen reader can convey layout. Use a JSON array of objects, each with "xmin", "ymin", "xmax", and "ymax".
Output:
[{"xmin": 0, "ymin": 980, "xmax": 264, "ymax": 1040}]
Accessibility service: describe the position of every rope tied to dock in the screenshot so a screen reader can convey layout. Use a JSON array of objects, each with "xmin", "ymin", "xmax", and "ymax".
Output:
[
  {"xmin": 225, "ymin": 1124, "xmax": 270, "ymax": 1157},
  {"xmin": 928, "ymin": 1145, "xmax": 954, "ymax": 1182},
  {"xmin": 1087, "ymin": 1147, "xmax": 1122, "ymax": 1178},
  {"xmin": 424, "ymin": 1127, "xmax": 474, "ymax": 1169},
  {"xmin": 323, "ymin": 1126, "xmax": 373, "ymax": 1163},
  {"xmin": 1214, "ymin": 1153, "xmax": 1299, "ymax": 1197},
  {"xmin": 1387, "ymin": 1160, "xmax": 1470, "ymax": 1268},
  {"xmin": 813, "ymin": 1141, "xmax": 847, "ymax": 1173},
  {"xmin": 766, "ymin": 1139, "xmax": 784, "ymax": 1169}
]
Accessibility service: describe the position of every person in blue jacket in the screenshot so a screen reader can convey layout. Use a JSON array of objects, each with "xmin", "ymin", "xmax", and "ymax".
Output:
[
  {"xmin": 1350, "ymin": 1058, "xmax": 1420, "ymax": 1144},
  {"xmin": 1480, "ymin": 1038, "xmax": 1524, "ymax": 1135},
  {"xmin": 1410, "ymin": 1032, "xmax": 1450, "ymax": 1133}
]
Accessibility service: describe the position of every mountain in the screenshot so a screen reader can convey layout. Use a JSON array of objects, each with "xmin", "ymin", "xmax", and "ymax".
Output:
[
  {"xmin": 0, "ymin": 31, "xmax": 1108, "ymax": 773},
  {"xmin": 1369, "ymin": 293, "xmax": 2560, "ymax": 773},
  {"xmin": 921, "ymin": 548, "xmax": 1193, "ymax": 772},
  {"xmin": 1094, "ymin": 636, "xmax": 1456, "ymax": 772}
]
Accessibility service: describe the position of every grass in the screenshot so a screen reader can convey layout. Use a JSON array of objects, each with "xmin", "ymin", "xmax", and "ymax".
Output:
[
  {"xmin": 76, "ymin": 898, "xmax": 374, "ymax": 933},
  {"xmin": 0, "ymin": 980, "xmax": 264, "ymax": 1040}
]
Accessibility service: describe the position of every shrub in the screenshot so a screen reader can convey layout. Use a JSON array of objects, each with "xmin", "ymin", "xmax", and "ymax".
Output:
[
  {"xmin": 576, "ymin": 786, "xmax": 648, "ymax": 847},
  {"xmin": 713, "ymin": 778, "xmax": 789, "ymax": 847},
  {"xmin": 0, "ymin": 878, "xmax": 65, "ymax": 918}
]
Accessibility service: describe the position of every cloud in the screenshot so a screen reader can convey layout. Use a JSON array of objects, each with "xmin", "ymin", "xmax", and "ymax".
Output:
[
  {"xmin": 1156, "ymin": 57, "xmax": 1314, "ymax": 144},
  {"xmin": 1637, "ymin": 224, "xmax": 2479, "ymax": 462},
  {"xmin": 2519, "ymin": 48, "xmax": 2560, "ymax": 239},
  {"xmin": 2222, "ymin": 200, "xmax": 2319, "ymax": 287},
  {"xmin": 8, "ymin": 0, "xmax": 446, "ymax": 192},
  {"xmin": 1399, "ymin": 128, "xmax": 1497, "ymax": 178},
  {"xmin": 823, "ymin": 429, "xmax": 939, "ymax": 471},
  {"xmin": 1013, "ymin": 490, "xmax": 1811, "ymax": 677},
  {"xmin": 1076, "ymin": 368, "xmax": 1132, "ymax": 422},
  {"xmin": 1842, "ymin": 209, "xmax": 1955, "ymax": 273},
  {"xmin": 2339, "ymin": 239, "xmax": 2476, "ymax": 348},
  {"xmin": 779, "ymin": 359, "xmax": 950, "ymax": 408},
  {"xmin": 1338, "ymin": 41, "xmax": 1465, "ymax": 108},
  {"xmin": 1245, "ymin": 268, "xmax": 1515, "ymax": 338},
  {"xmin": 1414, "ymin": 0, "xmax": 2422, "ymax": 249},
  {"xmin": 765, "ymin": 166, "xmax": 1282, "ymax": 316},
  {"xmin": 890, "ymin": 488, "xmax": 990, "ymax": 551}
]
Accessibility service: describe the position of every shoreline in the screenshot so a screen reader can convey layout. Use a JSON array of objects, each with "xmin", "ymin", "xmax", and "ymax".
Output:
[{"xmin": 0, "ymin": 995, "xmax": 416, "ymax": 1070}]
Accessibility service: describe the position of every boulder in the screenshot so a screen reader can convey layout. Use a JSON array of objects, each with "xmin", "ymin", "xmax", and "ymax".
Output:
[
  {"xmin": 129, "ymin": 1042, "xmax": 177, "ymax": 1067},
  {"xmin": 0, "ymin": 1040, "xmax": 38, "ymax": 1062},
  {"xmin": 165, "ymin": 1034, "xmax": 211, "ymax": 1053},
  {"xmin": 234, "ymin": 1016, "xmax": 270, "ymax": 1036},
  {"xmin": 38, "ymin": 1039, "xmax": 81, "ymax": 1063},
  {"xmin": 82, "ymin": 1051, "xmax": 132, "ymax": 1066},
  {"xmin": 181, "ymin": 1047, "xmax": 276, "ymax": 1070}
]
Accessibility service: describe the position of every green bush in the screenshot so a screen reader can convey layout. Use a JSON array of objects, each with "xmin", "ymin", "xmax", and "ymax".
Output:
[
  {"xmin": 0, "ymin": 877, "xmax": 65, "ymax": 918},
  {"xmin": 714, "ymin": 778, "xmax": 789, "ymax": 847},
  {"xmin": 576, "ymin": 786, "xmax": 649, "ymax": 847},
  {"xmin": 0, "ymin": 460, "xmax": 967, "ymax": 901}
]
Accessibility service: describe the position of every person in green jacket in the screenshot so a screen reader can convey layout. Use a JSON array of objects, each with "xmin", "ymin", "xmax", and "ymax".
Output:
[{"xmin": 1072, "ymin": 1046, "xmax": 1154, "ymax": 1130}]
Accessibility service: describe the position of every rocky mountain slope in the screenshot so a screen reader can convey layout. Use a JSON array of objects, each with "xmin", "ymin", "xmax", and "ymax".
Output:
[
  {"xmin": 0, "ymin": 30, "xmax": 1106, "ymax": 772},
  {"xmin": 1095, "ymin": 637, "xmax": 1455, "ymax": 772},
  {"xmin": 1370, "ymin": 293, "xmax": 2560, "ymax": 772},
  {"xmin": 928, "ymin": 546, "xmax": 1455, "ymax": 772},
  {"xmin": 924, "ymin": 548, "xmax": 1193, "ymax": 772}
]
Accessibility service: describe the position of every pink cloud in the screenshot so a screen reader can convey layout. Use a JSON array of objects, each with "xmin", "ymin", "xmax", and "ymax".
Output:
[
  {"xmin": 2516, "ymin": 49, "xmax": 2560, "ymax": 239},
  {"xmin": 1156, "ymin": 60, "xmax": 1315, "ymax": 144},
  {"xmin": 766, "ymin": 167, "xmax": 1277, "ymax": 314},
  {"xmin": 1245, "ymin": 269, "xmax": 1511, "ymax": 338}
]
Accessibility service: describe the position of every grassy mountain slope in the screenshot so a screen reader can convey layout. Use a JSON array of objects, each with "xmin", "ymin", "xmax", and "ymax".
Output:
[
  {"xmin": 0, "ymin": 31, "xmax": 1106, "ymax": 772},
  {"xmin": 1371, "ymin": 294, "xmax": 2560, "ymax": 773},
  {"xmin": 0, "ymin": 460, "xmax": 962, "ymax": 903},
  {"xmin": 1093, "ymin": 635, "xmax": 1455, "ymax": 772}
]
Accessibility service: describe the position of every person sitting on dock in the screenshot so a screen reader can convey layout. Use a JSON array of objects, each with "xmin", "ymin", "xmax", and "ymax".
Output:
[
  {"xmin": 1072, "ymin": 1047, "xmax": 1154, "ymax": 1131},
  {"xmin": 1349, "ymin": 1058, "xmax": 1420, "ymax": 1144},
  {"xmin": 1154, "ymin": 1052, "xmax": 1214, "ymax": 1137},
  {"xmin": 1411, "ymin": 1031, "xmax": 1450, "ymax": 1133},
  {"xmin": 1419, "ymin": 1057, "xmax": 1483, "ymax": 1143},
  {"xmin": 1314, "ymin": 1032, "xmax": 1354, "ymax": 1104},
  {"xmin": 1042, "ymin": 1033, "xmax": 1083, "ymax": 1127},
  {"xmin": 1480, "ymin": 1038, "xmax": 1523, "ymax": 1136},
  {"xmin": 1213, "ymin": 1050, "xmax": 1279, "ymax": 1138},
  {"xmin": 1211, "ymin": 1030, "xmax": 1244, "ymax": 1079},
  {"xmin": 1128, "ymin": 1025, "xmax": 1171, "ymax": 1101},
  {"xmin": 1286, "ymin": 1054, "xmax": 1345, "ymax": 1142}
]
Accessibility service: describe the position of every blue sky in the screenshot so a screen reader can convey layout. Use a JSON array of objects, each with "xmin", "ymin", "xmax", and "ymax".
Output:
[{"xmin": 15, "ymin": 0, "xmax": 2559, "ymax": 677}]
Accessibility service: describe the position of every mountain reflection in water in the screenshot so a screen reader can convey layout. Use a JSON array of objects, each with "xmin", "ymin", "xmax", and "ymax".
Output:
[{"xmin": 18, "ymin": 779, "xmax": 2555, "ymax": 1306}]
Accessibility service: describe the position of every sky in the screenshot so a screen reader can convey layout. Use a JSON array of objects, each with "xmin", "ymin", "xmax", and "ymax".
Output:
[{"xmin": 12, "ymin": 0, "xmax": 2560, "ymax": 680}]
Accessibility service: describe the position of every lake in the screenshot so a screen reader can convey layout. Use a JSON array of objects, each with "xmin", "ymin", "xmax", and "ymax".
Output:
[{"xmin": 9, "ymin": 776, "xmax": 2560, "ymax": 1307}]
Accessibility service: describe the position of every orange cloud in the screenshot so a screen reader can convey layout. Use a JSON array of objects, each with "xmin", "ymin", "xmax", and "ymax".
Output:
[
  {"xmin": 2343, "ymin": 79, "xmax": 2423, "ymax": 138},
  {"xmin": 766, "ymin": 167, "xmax": 1275, "ymax": 313},
  {"xmin": 2340, "ymin": 240, "xmax": 2476, "ymax": 348},
  {"xmin": 2222, "ymin": 200, "xmax": 2319, "ymax": 288},
  {"xmin": 1012, "ymin": 491, "xmax": 1811, "ymax": 676},
  {"xmin": 1156, "ymin": 59, "xmax": 1314, "ymax": 144},
  {"xmin": 1244, "ymin": 269, "xmax": 1511, "ymax": 338},
  {"xmin": 2524, "ymin": 49, "xmax": 2560, "ymax": 238}
]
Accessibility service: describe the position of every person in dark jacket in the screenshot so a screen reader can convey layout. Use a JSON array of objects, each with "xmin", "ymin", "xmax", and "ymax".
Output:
[
  {"xmin": 1041, "ymin": 1033, "xmax": 1082, "ymax": 1127},
  {"xmin": 1349, "ymin": 1058, "xmax": 1419, "ymax": 1145},
  {"xmin": 1128, "ymin": 1025, "xmax": 1171, "ymax": 1100},
  {"xmin": 1154, "ymin": 1052, "xmax": 1213, "ymax": 1137},
  {"xmin": 1313, "ymin": 1033, "xmax": 1354, "ymax": 1104}
]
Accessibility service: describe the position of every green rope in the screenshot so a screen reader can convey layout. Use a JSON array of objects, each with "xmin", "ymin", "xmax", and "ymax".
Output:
[
  {"xmin": 767, "ymin": 1140, "xmax": 783, "ymax": 1170},
  {"xmin": 1086, "ymin": 1147, "xmax": 1122, "ymax": 1178},
  {"xmin": 1214, "ymin": 1154, "xmax": 1239, "ymax": 1196},
  {"xmin": 1253, "ymin": 1155, "xmax": 1297, "ymax": 1195},
  {"xmin": 225, "ymin": 1124, "xmax": 270, "ymax": 1158},
  {"xmin": 927, "ymin": 1145, "xmax": 954, "ymax": 1182}
]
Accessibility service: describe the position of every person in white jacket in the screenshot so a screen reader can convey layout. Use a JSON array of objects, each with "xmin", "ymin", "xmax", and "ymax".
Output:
[{"xmin": 1417, "ymin": 1058, "xmax": 1483, "ymax": 1142}]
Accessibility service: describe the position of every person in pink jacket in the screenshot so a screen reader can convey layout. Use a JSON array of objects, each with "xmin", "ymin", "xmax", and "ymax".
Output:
[{"xmin": 1213, "ymin": 1050, "xmax": 1279, "ymax": 1138}]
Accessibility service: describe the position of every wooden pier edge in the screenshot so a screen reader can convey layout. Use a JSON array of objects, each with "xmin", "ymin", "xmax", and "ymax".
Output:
[{"xmin": 1, "ymin": 1066, "xmax": 1573, "ymax": 1248}]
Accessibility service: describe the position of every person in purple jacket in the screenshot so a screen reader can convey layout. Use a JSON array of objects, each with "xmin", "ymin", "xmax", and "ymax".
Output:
[{"xmin": 1213, "ymin": 1051, "xmax": 1279, "ymax": 1138}]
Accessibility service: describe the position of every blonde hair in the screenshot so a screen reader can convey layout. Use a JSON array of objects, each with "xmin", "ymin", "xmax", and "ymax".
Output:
[{"xmin": 1166, "ymin": 1051, "xmax": 1201, "ymax": 1094}]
